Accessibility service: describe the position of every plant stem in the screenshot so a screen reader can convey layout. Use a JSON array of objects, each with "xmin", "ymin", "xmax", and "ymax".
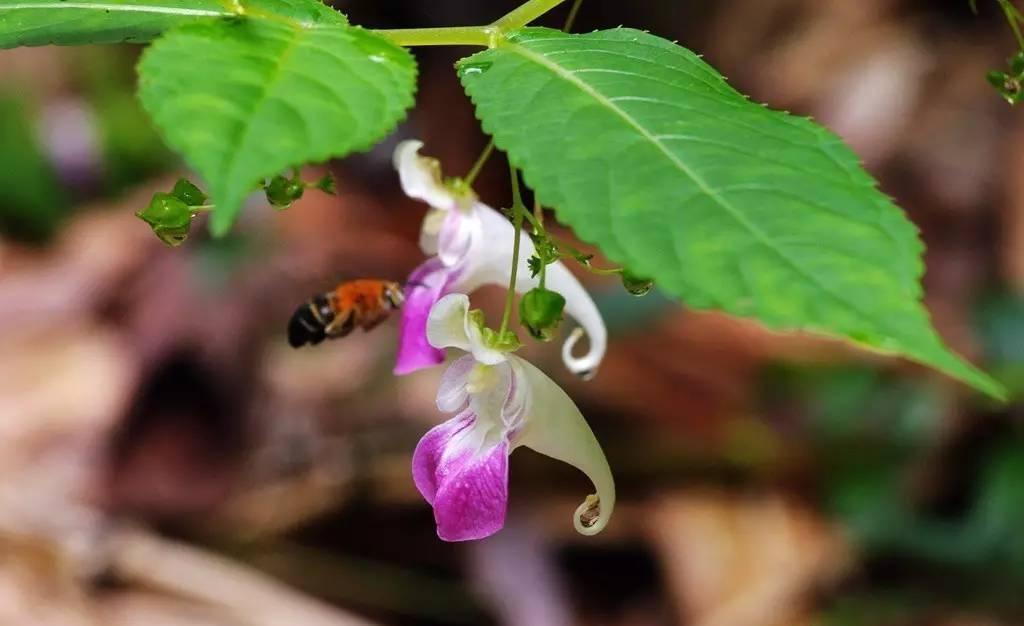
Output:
[
  {"xmin": 375, "ymin": 0, "xmax": 567, "ymax": 48},
  {"xmin": 499, "ymin": 168, "xmax": 526, "ymax": 336},
  {"xmin": 580, "ymin": 264, "xmax": 623, "ymax": 276},
  {"xmin": 532, "ymin": 198, "xmax": 547, "ymax": 288},
  {"xmin": 563, "ymin": 0, "xmax": 584, "ymax": 31},
  {"xmin": 375, "ymin": 26, "xmax": 496, "ymax": 48},
  {"xmin": 464, "ymin": 140, "xmax": 496, "ymax": 186},
  {"xmin": 999, "ymin": 0, "xmax": 1024, "ymax": 50},
  {"xmin": 495, "ymin": 0, "xmax": 568, "ymax": 30}
]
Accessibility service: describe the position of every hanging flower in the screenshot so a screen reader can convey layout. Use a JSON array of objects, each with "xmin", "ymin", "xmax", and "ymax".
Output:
[
  {"xmin": 412, "ymin": 293, "xmax": 615, "ymax": 541},
  {"xmin": 393, "ymin": 140, "xmax": 607, "ymax": 379}
]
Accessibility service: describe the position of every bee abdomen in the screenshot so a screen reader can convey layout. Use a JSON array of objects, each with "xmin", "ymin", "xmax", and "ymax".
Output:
[{"xmin": 288, "ymin": 305, "xmax": 327, "ymax": 348}]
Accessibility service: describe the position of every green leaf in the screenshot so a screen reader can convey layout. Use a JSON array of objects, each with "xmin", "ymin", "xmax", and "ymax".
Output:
[
  {"xmin": 459, "ymin": 27, "xmax": 1002, "ymax": 398},
  {"xmin": 138, "ymin": 18, "xmax": 415, "ymax": 234},
  {"xmin": 0, "ymin": 0, "xmax": 346, "ymax": 49}
]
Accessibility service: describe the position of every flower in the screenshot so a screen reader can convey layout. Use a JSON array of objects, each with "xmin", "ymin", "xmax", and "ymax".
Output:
[
  {"xmin": 393, "ymin": 140, "xmax": 607, "ymax": 379},
  {"xmin": 412, "ymin": 293, "xmax": 615, "ymax": 541}
]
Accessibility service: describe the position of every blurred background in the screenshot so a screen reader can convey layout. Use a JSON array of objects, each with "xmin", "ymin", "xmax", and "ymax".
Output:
[{"xmin": 3, "ymin": 0, "xmax": 1024, "ymax": 624}]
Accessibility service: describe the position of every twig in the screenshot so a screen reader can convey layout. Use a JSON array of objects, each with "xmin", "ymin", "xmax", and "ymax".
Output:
[{"xmin": 108, "ymin": 528, "xmax": 378, "ymax": 626}]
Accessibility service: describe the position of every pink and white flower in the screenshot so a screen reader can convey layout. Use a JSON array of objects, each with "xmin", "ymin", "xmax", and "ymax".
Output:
[
  {"xmin": 412, "ymin": 294, "xmax": 615, "ymax": 541},
  {"xmin": 393, "ymin": 141, "xmax": 607, "ymax": 379}
]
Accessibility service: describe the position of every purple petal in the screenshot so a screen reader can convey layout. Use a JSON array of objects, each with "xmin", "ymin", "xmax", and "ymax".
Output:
[
  {"xmin": 412, "ymin": 412, "xmax": 510, "ymax": 541},
  {"xmin": 412, "ymin": 411, "xmax": 475, "ymax": 504},
  {"xmin": 394, "ymin": 258, "xmax": 451, "ymax": 375}
]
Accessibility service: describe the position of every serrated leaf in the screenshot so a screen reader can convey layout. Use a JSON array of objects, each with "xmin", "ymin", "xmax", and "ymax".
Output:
[
  {"xmin": 138, "ymin": 18, "xmax": 415, "ymax": 234},
  {"xmin": 459, "ymin": 27, "xmax": 1002, "ymax": 398},
  {"xmin": 0, "ymin": 0, "xmax": 346, "ymax": 49}
]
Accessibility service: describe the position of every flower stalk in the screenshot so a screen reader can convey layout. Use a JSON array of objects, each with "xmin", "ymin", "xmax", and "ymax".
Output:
[
  {"xmin": 464, "ymin": 140, "xmax": 496, "ymax": 187},
  {"xmin": 499, "ymin": 168, "xmax": 526, "ymax": 337},
  {"xmin": 998, "ymin": 0, "xmax": 1024, "ymax": 50},
  {"xmin": 563, "ymin": 0, "xmax": 584, "ymax": 31}
]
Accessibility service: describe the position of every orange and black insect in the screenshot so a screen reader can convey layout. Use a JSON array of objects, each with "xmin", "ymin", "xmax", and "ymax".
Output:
[{"xmin": 288, "ymin": 279, "xmax": 405, "ymax": 348}]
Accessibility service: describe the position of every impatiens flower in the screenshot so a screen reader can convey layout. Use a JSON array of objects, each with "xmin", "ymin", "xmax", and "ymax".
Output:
[
  {"xmin": 412, "ymin": 293, "xmax": 615, "ymax": 541},
  {"xmin": 393, "ymin": 140, "xmax": 607, "ymax": 379}
]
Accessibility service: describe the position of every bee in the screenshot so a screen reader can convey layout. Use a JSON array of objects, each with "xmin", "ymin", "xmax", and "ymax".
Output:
[{"xmin": 288, "ymin": 279, "xmax": 405, "ymax": 348}]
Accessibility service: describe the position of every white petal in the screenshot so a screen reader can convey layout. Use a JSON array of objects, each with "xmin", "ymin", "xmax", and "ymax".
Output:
[
  {"xmin": 508, "ymin": 356, "xmax": 615, "ymax": 536},
  {"xmin": 546, "ymin": 262, "xmax": 607, "ymax": 380},
  {"xmin": 436, "ymin": 210, "xmax": 478, "ymax": 267},
  {"xmin": 426, "ymin": 294, "xmax": 507, "ymax": 365},
  {"xmin": 394, "ymin": 140, "xmax": 459, "ymax": 211},
  {"xmin": 436, "ymin": 354, "xmax": 476, "ymax": 412},
  {"xmin": 455, "ymin": 204, "xmax": 607, "ymax": 378},
  {"xmin": 419, "ymin": 208, "xmax": 446, "ymax": 256},
  {"xmin": 426, "ymin": 293, "xmax": 473, "ymax": 351},
  {"xmin": 454, "ymin": 202, "xmax": 523, "ymax": 293},
  {"xmin": 467, "ymin": 361, "xmax": 514, "ymax": 431}
]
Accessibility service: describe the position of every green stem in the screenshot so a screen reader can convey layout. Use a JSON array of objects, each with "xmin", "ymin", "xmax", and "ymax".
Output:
[
  {"xmin": 579, "ymin": 264, "xmax": 623, "ymax": 276},
  {"xmin": 464, "ymin": 139, "xmax": 496, "ymax": 186},
  {"xmin": 533, "ymin": 198, "xmax": 548, "ymax": 288},
  {"xmin": 563, "ymin": 0, "xmax": 584, "ymax": 31},
  {"xmin": 375, "ymin": 0, "xmax": 567, "ymax": 48},
  {"xmin": 191, "ymin": 204, "xmax": 216, "ymax": 212},
  {"xmin": 998, "ymin": 0, "xmax": 1024, "ymax": 50},
  {"xmin": 521, "ymin": 205, "xmax": 543, "ymax": 233},
  {"xmin": 499, "ymin": 168, "xmax": 526, "ymax": 336},
  {"xmin": 495, "ymin": 0, "xmax": 568, "ymax": 30},
  {"xmin": 374, "ymin": 26, "xmax": 496, "ymax": 48}
]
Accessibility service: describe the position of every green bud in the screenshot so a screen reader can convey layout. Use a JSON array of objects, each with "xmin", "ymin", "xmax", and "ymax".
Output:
[
  {"xmin": 136, "ymin": 192, "xmax": 193, "ymax": 247},
  {"xmin": 527, "ymin": 256, "xmax": 544, "ymax": 278},
  {"xmin": 535, "ymin": 239, "xmax": 559, "ymax": 263},
  {"xmin": 574, "ymin": 252, "xmax": 594, "ymax": 266},
  {"xmin": 1012, "ymin": 51, "xmax": 1024, "ymax": 76},
  {"xmin": 468, "ymin": 308, "xmax": 522, "ymax": 353},
  {"xmin": 988, "ymin": 70, "xmax": 1023, "ymax": 104},
  {"xmin": 482, "ymin": 327, "xmax": 522, "ymax": 352},
  {"xmin": 170, "ymin": 178, "xmax": 207, "ymax": 206},
  {"xmin": 313, "ymin": 173, "xmax": 337, "ymax": 195},
  {"xmin": 988, "ymin": 70, "xmax": 1009, "ymax": 89},
  {"xmin": 265, "ymin": 175, "xmax": 305, "ymax": 208},
  {"xmin": 519, "ymin": 287, "xmax": 566, "ymax": 341},
  {"xmin": 621, "ymin": 271, "xmax": 654, "ymax": 296}
]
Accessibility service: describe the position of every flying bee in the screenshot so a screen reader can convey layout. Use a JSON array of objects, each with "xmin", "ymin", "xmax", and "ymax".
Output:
[{"xmin": 288, "ymin": 279, "xmax": 405, "ymax": 348}]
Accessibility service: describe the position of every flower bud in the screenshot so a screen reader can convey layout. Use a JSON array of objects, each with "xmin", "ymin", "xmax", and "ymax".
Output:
[
  {"xmin": 988, "ymin": 70, "xmax": 1010, "ymax": 89},
  {"xmin": 136, "ymin": 192, "xmax": 193, "ymax": 247},
  {"xmin": 171, "ymin": 178, "xmax": 207, "ymax": 206},
  {"xmin": 520, "ymin": 287, "xmax": 566, "ymax": 341},
  {"xmin": 265, "ymin": 175, "xmax": 305, "ymax": 208},
  {"xmin": 621, "ymin": 271, "xmax": 654, "ymax": 296},
  {"xmin": 988, "ymin": 70, "xmax": 1023, "ymax": 104},
  {"xmin": 313, "ymin": 173, "xmax": 337, "ymax": 195},
  {"xmin": 1012, "ymin": 51, "xmax": 1024, "ymax": 77}
]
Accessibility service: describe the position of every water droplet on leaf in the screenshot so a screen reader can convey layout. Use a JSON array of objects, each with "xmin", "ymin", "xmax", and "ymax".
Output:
[{"xmin": 458, "ymin": 61, "xmax": 493, "ymax": 78}]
